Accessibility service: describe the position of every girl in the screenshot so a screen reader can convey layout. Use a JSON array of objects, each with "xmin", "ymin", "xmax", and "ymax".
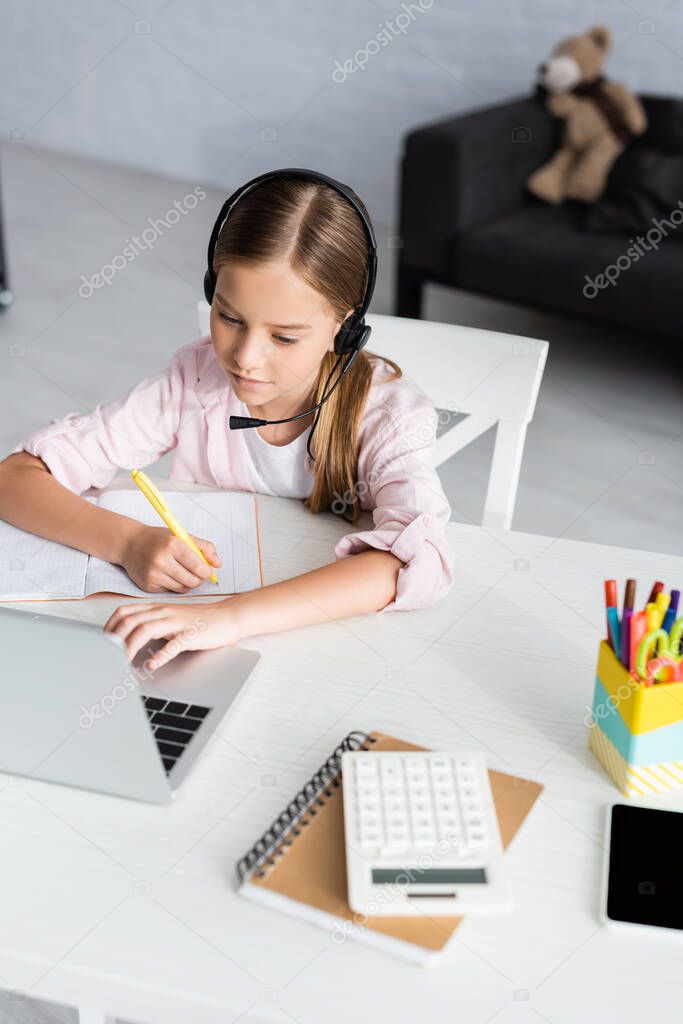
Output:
[{"xmin": 0, "ymin": 171, "xmax": 454, "ymax": 669}]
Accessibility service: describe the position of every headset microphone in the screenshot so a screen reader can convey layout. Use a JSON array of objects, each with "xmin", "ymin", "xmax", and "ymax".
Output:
[{"xmin": 203, "ymin": 168, "xmax": 377, "ymax": 462}]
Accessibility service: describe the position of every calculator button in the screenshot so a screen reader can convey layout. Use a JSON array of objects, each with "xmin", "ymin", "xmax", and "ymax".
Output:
[
  {"xmin": 384, "ymin": 830, "xmax": 409, "ymax": 842},
  {"xmin": 360, "ymin": 834, "xmax": 381, "ymax": 849},
  {"xmin": 408, "ymin": 783, "xmax": 428, "ymax": 799},
  {"xmin": 380, "ymin": 845, "xmax": 407, "ymax": 858},
  {"xmin": 359, "ymin": 812, "xmax": 381, "ymax": 827},
  {"xmin": 413, "ymin": 820, "xmax": 435, "ymax": 836},
  {"xmin": 387, "ymin": 813, "xmax": 408, "ymax": 827},
  {"xmin": 438, "ymin": 812, "xmax": 460, "ymax": 829},
  {"xmin": 464, "ymin": 832, "xmax": 485, "ymax": 847},
  {"xmin": 467, "ymin": 827, "xmax": 486, "ymax": 841},
  {"xmin": 358, "ymin": 786, "xmax": 380, "ymax": 802},
  {"xmin": 359, "ymin": 792, "xmax": 380, "ymax": 805},
  {"xmin": 415, "ymin": 828, "xmax": 437, "ymax": 844},
  {"xmin": 461, "ymin": 788, "xmax": 480, "ymax": 802},
  {"xmin": 445, "ymin": 823, "xmax": 463, "ymax": 841},
  {"xmin": 359, "ymin": 804, "xmax": 381, "ymax": 819}
]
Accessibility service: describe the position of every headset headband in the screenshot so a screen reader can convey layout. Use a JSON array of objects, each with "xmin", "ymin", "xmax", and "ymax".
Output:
[{"xmin": 203, "ymin": 167, "xmax": 378, "ymax": 332}]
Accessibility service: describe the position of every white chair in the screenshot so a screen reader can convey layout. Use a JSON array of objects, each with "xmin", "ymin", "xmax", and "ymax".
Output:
[{"xmin": 196, "ymin": 301, "xmax": 548, "ymax": 531}]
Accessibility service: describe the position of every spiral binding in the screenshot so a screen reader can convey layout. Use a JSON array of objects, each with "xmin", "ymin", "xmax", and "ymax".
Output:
[{"xmin": 236, "ymin": 730, "xmax": 375, "ymax": 882}]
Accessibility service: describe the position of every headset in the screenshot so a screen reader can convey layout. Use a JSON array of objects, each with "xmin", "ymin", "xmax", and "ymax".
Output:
[{"xmin": 203, "ymin": 168, "xmax": 378, "ymax": 462}]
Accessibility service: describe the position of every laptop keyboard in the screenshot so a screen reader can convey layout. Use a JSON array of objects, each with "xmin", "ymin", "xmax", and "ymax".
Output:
[{"xmin": 142, "ymin": 695, "xmax": 212, "ymax": 774}]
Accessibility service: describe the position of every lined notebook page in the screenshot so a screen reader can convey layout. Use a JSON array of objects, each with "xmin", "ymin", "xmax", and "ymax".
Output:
[
  {"xmin": 87, "ymin": 489, "xmax": 262, "ymax": 599},
  {"xmin": 0, "ymin": 518, "xmax": 89, "ymax": 600}
]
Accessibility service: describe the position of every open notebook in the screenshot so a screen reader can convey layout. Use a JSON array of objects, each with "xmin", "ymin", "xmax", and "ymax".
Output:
[
  {"xmin": 0, "ymin": 488, "xmax": 263, "ymax": 601},
  {"xmin": 236, "ymin": 731, "xmax": 543, "ymax": 965}
]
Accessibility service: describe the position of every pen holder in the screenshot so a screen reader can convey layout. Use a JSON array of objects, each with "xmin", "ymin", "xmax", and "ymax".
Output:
[{"xmin": 588, "ymin": 640, "xmax": 683, "ymax": 796}]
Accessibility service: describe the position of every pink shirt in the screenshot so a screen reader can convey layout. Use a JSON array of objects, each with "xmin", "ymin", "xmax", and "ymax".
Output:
[{"xmin": 10, "ymin": 337, "xmax": 455, "ymax": 613}]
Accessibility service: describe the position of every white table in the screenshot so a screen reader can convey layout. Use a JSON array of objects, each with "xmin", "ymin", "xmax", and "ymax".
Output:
[{"xmin": 1, "ymin": 482, "xmax": 682, "ymax": 1024}]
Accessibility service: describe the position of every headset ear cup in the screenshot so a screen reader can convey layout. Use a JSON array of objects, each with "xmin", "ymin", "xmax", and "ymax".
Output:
[
  {"xmin": 356, "ymin": 323, "xmax": 371, "ymax": 352},
  {"xmin": 334, "ymin": 320, "xmax": 371, "ymax": 356},
  {"xmin": 333, "ymin": 321, "xmax": 354, "ymax": 356},
  {"xmin": 203, "ymin": 270, "xmax": 215, "ymax": 305}
]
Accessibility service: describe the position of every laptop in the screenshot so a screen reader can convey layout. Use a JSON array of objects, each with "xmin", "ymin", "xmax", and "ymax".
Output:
[{"xmin": 0, "ymin": 605, "xmax": 261, "ymax": 804}]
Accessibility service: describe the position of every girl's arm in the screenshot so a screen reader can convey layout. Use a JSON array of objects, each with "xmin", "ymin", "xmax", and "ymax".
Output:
[
  {"xmin": 230, "ymin": 548, "xmax": 404, "ymax": 639},
  {"xmin": 0, "ymin": 452, "xmax": 222, "ymax": 594},
  {"xmin": 0, "ymin": 452, "xmax": 140, "ymax": 564},
  {"xmin": 103, "ymin": 549, "xmax": 404, "ymax": 666}
]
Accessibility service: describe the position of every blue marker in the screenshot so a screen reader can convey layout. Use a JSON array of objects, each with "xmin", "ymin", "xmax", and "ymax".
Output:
[
  {"xmin": 607, "ymin": 606, "xmax": 621, "ymax": 661},
  {"xmin": 662, "ymin": 589, "xmax": 680, "ymax": 634}
]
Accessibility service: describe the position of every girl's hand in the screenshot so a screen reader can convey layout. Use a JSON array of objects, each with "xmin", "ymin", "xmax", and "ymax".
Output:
[
  {"xmin": 102, "ymin": 600, "xmax": 241, "ymax": 669},
  {"xmin": 120, "ymin": 524, "xmax": 222, "ymax": 594}
]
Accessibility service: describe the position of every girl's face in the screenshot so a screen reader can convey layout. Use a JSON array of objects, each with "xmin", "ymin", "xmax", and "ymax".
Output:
[{"xmin": 210, "ymin": 260, "xmax": 352, "ymax": 411}]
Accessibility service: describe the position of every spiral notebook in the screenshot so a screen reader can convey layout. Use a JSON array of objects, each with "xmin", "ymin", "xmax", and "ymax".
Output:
[
  {"xmin": 236, "ymin": 730, "xmax": 543, "ymax": 965},
  {"xmin": 0, "ymin": 488, "xmax": 263, "ymax": 601}
]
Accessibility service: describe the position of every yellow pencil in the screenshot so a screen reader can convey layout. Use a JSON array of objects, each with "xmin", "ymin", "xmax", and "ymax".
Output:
[{"xmin": 131, "ymin": 469, "xmax": 218, "ymax": 585}]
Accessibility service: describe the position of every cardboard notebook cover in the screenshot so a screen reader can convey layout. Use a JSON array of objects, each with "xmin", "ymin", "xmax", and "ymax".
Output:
[{"xmin": 243, "ymin": 731, "xmax": 543, "ymax": 954}]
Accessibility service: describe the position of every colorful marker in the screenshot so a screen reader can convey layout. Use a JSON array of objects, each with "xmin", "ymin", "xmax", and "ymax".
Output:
[
  {"xmin": 620, "ymin": 608, "xmax": 633, "ymax": 669},
  {"xmin": 646, "ymin": 603, "xmax": 660, "ymax": 633},
  {"xmin": 607, "ymin": 607, "xmax": 621, "ymax": 661},
  {"xmin": 605, "ymin": 579, "xmax": 618, "ymax": 648},
  {"xmin": 655, "ymin": 591, "xmax": 671, "ymax": 629},
  {"xmin": 629, "ymin": 611, "xmax": 647, "ymax": 674},
  {"xmin": 662, "ymin": 590, "xmax": 680, "ymax": 634}
]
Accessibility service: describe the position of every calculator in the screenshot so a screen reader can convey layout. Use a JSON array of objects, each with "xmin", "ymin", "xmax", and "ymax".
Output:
[{"xmin": 341, "ymin": 750, "xmax": 511, "ymax": 916}]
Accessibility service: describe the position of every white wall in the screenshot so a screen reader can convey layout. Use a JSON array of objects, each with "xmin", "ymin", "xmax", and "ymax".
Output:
[{"xmin": 1, "ymin": 0, "xmax": 681, "ymax": 227}]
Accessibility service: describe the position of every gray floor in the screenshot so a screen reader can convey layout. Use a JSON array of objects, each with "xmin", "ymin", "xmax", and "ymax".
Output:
[{"xmin": 0, "ymin": 143, "xmax": 681, "ymax": 1023}]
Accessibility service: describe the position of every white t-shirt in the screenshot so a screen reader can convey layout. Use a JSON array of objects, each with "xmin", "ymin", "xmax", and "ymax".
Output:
[{"xmin": 242, "ymin": 423, "xmax": 314, "ymax": 499}]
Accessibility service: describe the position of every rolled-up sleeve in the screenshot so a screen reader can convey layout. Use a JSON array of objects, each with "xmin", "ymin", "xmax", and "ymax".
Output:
[
  {"xmin": 9, "ymin": 352, "xmax": 185, "ymax": 495},
  {"xmin": 334, "ymin": 392, "xmax": 455, "ymax": 613}
]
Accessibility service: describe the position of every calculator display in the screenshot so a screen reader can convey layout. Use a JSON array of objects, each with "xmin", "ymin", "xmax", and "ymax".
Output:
[{"xmin": 372, "ymin": 867, "xmax": 487, "ymax": 885}]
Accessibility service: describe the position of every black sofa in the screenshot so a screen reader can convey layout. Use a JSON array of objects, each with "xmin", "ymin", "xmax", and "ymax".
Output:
[{"xmin": 395, "ymin": 93, "xmax": 683, "ymax": 339}]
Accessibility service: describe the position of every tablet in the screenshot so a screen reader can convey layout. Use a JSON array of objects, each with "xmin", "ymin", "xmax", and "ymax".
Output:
[{"xmin": 601, "ymin": 803, "xmax": 683, "ymax": 934}]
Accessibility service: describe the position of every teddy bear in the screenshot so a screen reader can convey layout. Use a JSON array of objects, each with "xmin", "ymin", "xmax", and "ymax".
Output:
[{"xmin": 527, "ymin": 26, "xmax": 647, "ymax": 204}]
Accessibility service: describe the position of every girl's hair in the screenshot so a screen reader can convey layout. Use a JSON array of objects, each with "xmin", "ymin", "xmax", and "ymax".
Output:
[{"xmin": 212, "ymin": 175, "xmax": 402, "ymax": 523}]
